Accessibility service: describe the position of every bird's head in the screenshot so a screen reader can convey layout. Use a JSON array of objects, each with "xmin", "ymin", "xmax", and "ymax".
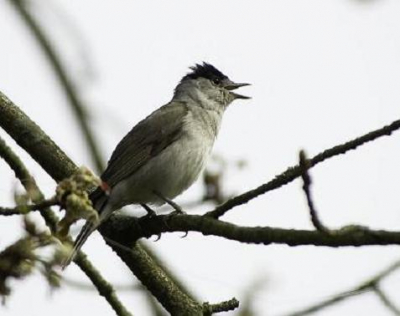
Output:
[{"xmin": 174, "ymin": 62, "xmax": 250, "ymax": 110}]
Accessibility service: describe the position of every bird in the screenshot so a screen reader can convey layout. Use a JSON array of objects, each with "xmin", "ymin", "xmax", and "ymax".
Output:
[{"xmin": 62, "ymin": 62, "xmax": 250, "ymax": 267}]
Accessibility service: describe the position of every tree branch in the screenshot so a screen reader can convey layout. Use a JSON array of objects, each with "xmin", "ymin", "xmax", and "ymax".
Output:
[
  {"xmin": 299, "ymin": 150, "xmax": 329, "ymax": 233},
  {"xmin": 207, "ymin": 118, "xmax": 400, "ymax": 219},
  {"xmin": 0, "ymin": 93, "xmax": 131, "ymax": 316},
  {"xmin": 0, "ymin": 197, "xmax": 58, "ymax": 216},
  {"xmin": 102, "ymin": 213, "xmax": 400, "ymax": 248},
  {"xmin": 0, "ymin": 135, "xmax": 58, "ymax": 230},
  {"xmin": 203, "ymin": 298, "xmax": 239, "ymax": 315},
  {"xmin": 0, "ymin": 93, "xmax": 78, "ymax": 183},
  {"xmin": 7, "ymin": 1, "xmax": 198, "ymax": 308},
  {"xmin": 373, "ymin": 285, "xmax": 400, "ymax": 316},
  {"xmin": 101, "ymin": 239, "xmax": 203, "ymax": 315},
  {"xmin": 0, "ymin": 90, "xmax": 203, "ymax": 315},
  {"xmin": 284, "ymin": 259, "xmax": 400, "ymax": 316},
  {"xmin": 75, "ymin": 252, "xmax": 133, "ymax": 316}
]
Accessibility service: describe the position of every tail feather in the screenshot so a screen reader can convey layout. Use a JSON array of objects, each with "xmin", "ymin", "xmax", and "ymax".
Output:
[
  {"xmin": 61, "ymin": 221, "xmax": 98, "ymax": 268},
  {"xmin": 61, "ymin": 187, "xmax": 108, "ymax": 269}
]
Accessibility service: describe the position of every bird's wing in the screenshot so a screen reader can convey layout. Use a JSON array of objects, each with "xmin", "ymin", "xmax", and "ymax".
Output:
[{"xmin": 101, "ymin": 101, "xmax": 189, "ymax": 187}]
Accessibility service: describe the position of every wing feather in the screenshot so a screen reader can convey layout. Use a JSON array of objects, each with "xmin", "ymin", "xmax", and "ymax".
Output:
[{"xmin": 101, "ymin": 102, "xmax": 188, "ymax": 187}]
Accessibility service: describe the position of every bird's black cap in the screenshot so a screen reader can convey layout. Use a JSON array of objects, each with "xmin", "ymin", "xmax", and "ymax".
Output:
[{"xmin": 182, "ymin": 62, "xmax": 228, "ymax": 82}]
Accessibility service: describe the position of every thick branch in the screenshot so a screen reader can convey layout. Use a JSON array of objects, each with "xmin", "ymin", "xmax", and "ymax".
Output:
[
  {"xmin": 0, "ymin": 93, "xmax": 78, "ymax": 182},
  {"xmin": 101, "ymin": 237, "xmax": 203, "ymax": 315},
  {"xmin": 102, "ymin": 214, "xmax": 400, "ymax": 248},
  {"xmin": 0, "ymin": 90, "xmax": 202, "ymax": 315},
  {"xmin": 0, "ymin": 132, "xmax": 131, "ymax": 316},
  {"xmin": 207, "ymin": 118, "xmax": 400, "ymax": 218}
]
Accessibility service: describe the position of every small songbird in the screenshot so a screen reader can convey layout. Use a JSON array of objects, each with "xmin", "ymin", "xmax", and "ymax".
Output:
[{"xmin": 62, "ymin": 62, "xmax": 250, "ymax": 267}]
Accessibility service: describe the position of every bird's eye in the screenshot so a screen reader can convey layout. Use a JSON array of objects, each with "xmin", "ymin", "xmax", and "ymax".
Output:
[{"xmin": 212, "ymin": 78, "xmax": 221, "ymax": 85}]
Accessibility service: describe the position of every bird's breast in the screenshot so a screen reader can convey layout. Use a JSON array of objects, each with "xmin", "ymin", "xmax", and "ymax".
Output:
[{"xmin": 108, "ymin": 107, "xmax": 222, "ymax": 208}]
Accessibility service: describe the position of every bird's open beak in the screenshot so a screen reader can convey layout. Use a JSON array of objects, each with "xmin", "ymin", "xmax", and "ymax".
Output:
[{"xmin": 224, "ymin": 82, "xmax": 251, "ymax": 100}]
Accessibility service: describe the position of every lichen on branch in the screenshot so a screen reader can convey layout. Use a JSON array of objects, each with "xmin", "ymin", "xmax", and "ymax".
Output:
[
  {"xmin": 0, "ymin": 217, "xmax": 65, "ymax": 302},
  {"xmin": 56, "ymin": 167, "xmax": 100, "ymax": 237}
]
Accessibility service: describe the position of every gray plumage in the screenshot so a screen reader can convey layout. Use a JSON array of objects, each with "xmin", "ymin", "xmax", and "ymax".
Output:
[
  {"xmin": 102, "ymin": 102, "xmax": 188, "ymax": 188},
  {"xmin": 62, "ymin": 63, "xmax": 249, "ymax": 268}
]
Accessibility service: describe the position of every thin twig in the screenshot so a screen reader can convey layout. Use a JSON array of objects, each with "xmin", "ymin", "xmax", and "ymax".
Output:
[
  {"xmin": 145, "ymin": 293, "xmax": 167, "ymax": 316},
  {"xmin": 206, "ymin": 118, "xmax": 400, "ymax": 219},
  {"xmin": 8, "ymin": 0, "xmax": 104, "ymax": 172},
  {"xmin": 284, "ymin": 259, "xmax": 400, "ymax": 316},
  {"xmin": 0, "ymin": 198, "xmax": 58, "ymax": 216},
  {"xmin": 0, "ymin": 135, "xmax": 58, "ymax": 231},
  {"xmin": 299, "ymin": 150, "xmax": 329, "ymax": 233},
  {"xmin": 203, "ymin": 298, "xmax": 239, "ymax": 315},
  {"xmin": 237, "ymin": 277, "xmax": 268, "ymax": 316},
  {"xmin": 63, "ymin": 277, "xmax": 140, "ymax": 292},
  {"xmin": 373, "ymin": 285, "xmax": 400, "ymax": 316},
  {"xmin": 75, "ymin": 252, "xmax": 133, "ymax": 316},
  {"xmin": 284, "ymin": 289, "xmax": 366, "ymax": 316}
]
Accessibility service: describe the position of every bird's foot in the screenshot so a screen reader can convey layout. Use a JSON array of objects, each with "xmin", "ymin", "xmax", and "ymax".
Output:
[
  {"xmin": 153, "ymin": 191, "xmax": 186, "ymax": 215},
  {"xmin": 153, "ymin": 233, "xmax": 162, "ymax": 242},
  {"xmin": 140, "ymin": 204, "xmax": 163, "ymax": 240},
  {"xmin": 141, "ymin": 203, "xmax": 157, "ymax": 219},
  {"xmin": 168, "ymin": 207, "xmax": 185, "ymax": 216}
]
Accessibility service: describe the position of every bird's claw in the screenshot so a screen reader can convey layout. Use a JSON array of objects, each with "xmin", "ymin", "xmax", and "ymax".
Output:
[
  {"xmin": 153, "ymin": 191, "xmax": 185, "ymax": 215},
  {"xmin": 143, "ymin": 210, "xmax": 157, "ymax": 219},
  {"xmin": 153, "ymin": 233, "xmax": 162, "ymax": 241},
  {"xmin": 141, "ymin": 203, "xmax": 157, "ymax": 218},
  {"xmin": 168, "ymin": 208, "xmax": 186, "ymax": 216}
]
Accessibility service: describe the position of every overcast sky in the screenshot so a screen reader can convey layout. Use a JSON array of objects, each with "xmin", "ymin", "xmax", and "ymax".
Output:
[{"xmin": 1, "ymin": 0, "xmax": 400, "ymax": 315}]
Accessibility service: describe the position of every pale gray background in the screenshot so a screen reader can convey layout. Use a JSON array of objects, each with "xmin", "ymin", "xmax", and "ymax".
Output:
[{"xmin": 1, "ymin": 0, "xmax": 400, "ymax": 315}]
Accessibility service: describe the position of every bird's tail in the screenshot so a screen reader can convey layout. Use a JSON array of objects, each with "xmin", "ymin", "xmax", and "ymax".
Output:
[{"xmin": 61, "ymin": 188, "xmax": 108, "ymax": 269}]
